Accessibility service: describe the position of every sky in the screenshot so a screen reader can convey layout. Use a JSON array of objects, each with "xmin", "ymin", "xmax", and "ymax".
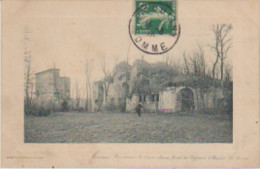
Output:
[{"xmin": 21, "ymin": 0, "xmax": 234, "ymax": 98}]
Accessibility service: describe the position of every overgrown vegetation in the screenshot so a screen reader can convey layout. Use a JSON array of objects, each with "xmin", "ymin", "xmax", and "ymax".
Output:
[{"xmin": 24, "ymin": 100, "xmax": 52, "ymax": 116}]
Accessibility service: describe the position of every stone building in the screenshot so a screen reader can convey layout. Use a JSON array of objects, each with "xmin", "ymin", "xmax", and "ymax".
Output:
[
  {"xmin": 35, "ymin": 68, "xmax": 70, "ymax": 107},
  {"xmin": 126, "ymin": 76, "xmax": 231, "ymax": 113},
  {"xmin": 92, "ymin": 62, "xmax": 132, "ymax": 111},
  {"xmin": 92, "ymin": 60, "xmax": 232, "ymax": 113}
]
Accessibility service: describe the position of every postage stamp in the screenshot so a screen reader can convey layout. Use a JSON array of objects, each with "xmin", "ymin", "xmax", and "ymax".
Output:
[
  {"xmin": 129, "ymin": 0, "xmax": 180, "ymax": 54},
  {"xmin": 135, "ymin": 0, "xmax": 177, "ymax": 35}
]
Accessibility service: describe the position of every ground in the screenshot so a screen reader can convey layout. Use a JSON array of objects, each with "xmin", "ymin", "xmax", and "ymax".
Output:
[{"xmin": 25, "ymin": 111, "xmax": 232, "ymax": 143}]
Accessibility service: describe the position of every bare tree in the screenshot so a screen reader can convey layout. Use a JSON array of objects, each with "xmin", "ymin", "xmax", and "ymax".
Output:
[
  {"xmin": 30, "ymin": 81, "xmax": 34, "ymax": 103},
  {"xmin": 182, "ymin": 46, "xmax": 208, "ymax": 109},
  {"xmin": 24, "ymin": 54, "xmax": 33, "ymax": 108},
  {"xmin": 85, "ymin": 59, "xmax": 92, "ymax": 111},
  {"xmin": 24, "ymin": 26, "xmax": 34, "ymax": 110},
  {"xmin": 24, "ymin": 26, "xmax": 37, "ymax": 115},
  {"xmin": 211, "ymin": 24, "xmax": 232, "ymax": 80},
  {"xmin": 182, "ymin": 47, "xmax": 206, "ymax": 77},
  {"xmin": 193, "ymin": 46, "xmax": 206, "ymax": 76},
  {"xmin": 74, "ymin": 80, "xmax": 81, "ymax": 108},
  {"xmin": 182, "ymin": 52, "xmax": 191, "ymax": 76},
  {"xmin": 101, "ymin": 58, "xmax": 113, "ymax": 106},
  {"xmin": 168, "ymin": 57, "xmax": 182, "ymax": 75},
  {"xmin": 123, "ymin": 44, "xmax": 130, "ymax": 112}
]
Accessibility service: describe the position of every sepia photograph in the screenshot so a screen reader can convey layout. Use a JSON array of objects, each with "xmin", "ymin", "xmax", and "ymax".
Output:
[{"xmin": 24, "ymin": 0, "xmax": 233, "ymax": 144}]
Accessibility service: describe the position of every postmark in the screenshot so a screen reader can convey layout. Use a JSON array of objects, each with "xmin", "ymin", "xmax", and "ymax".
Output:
[{"xmin": 129, "ymin": 0, "xmax": 181, "ymax": 54}]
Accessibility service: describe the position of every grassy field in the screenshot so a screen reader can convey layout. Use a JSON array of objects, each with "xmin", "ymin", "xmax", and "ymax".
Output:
[{"xmin": 25, "ymin": 111, "xmax": 232, "ymax": 143}]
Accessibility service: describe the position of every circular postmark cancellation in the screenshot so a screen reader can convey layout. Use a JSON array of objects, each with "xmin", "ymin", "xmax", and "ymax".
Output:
[{"xmin": 129, "ymin": 1, "xmax": 181, "ymax": 55}]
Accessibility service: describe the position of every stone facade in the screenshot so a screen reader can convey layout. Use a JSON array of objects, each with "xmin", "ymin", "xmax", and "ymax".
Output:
[
  {"xmin": 92, "ymin": 62, "xmax": 131, "ymax": 111},
  {"xmin": 92, "ymin": 60, "xmax": 231, "ymax": 113},
  {"xmin": 35, "ymin": 68, "xmax": 70, "ymax": 107},
  {"xmin": 126, "ymin": 86, "xmax": 226, "ymax": 113}
]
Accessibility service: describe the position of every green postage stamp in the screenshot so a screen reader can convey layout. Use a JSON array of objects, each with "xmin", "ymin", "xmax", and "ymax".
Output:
[
  {"xmin": 129, "ymin": 0, "xmax": 180, "ymax": 54},
  {"xmin": 135, "ymin": 0, "xmax": 177, "ymax": 35}
]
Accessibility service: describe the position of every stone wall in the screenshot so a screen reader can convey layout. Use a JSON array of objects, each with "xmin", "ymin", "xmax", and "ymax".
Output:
[{"xmin": 35, "ymin": 68, "xmax": 70, "ymax": 109}]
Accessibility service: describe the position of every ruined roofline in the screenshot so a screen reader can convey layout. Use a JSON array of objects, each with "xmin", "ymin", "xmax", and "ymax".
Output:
[
  {"xmin": 35, "ymin": 68, "xmax": 60, "ymax": 75},
  {"xmin": 162, "ymin": 75, "xmax": 232, "ymax": 88}
]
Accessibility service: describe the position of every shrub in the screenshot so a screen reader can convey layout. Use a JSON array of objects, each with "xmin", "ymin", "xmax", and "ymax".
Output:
[
  {"xmin": 61, "ymin": 100, "xmax": 69, "ymax": 112},
  {"xmin": 24, "ymin": 101, "xmax": 38, "ymax": 115},
  {"xmin": 103, "ymin": 103, "xmax": 116, "ymax": 111},
  {"xmin": 35, "ymin": 106, "xmax": 52, "ymax": 116},
  {"xmin": 24, "ymin": 100, "xmax": 52, "ymax": 117}
]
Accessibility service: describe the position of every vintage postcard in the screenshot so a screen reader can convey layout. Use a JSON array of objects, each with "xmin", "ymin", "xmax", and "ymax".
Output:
[{"xmin": 1, "ymin": 0, "xmax": 259, "ymax": 168}]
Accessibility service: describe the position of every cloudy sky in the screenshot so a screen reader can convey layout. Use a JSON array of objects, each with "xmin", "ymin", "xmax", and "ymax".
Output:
[{"xmin": 18, "ymin": 0, "xmax": 236, "ymax": 98}]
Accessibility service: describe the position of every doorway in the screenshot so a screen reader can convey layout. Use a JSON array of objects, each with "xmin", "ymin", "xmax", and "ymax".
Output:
[{"xmin": 177, "ymin": 88, "xmax": 194, "ymax": 111}]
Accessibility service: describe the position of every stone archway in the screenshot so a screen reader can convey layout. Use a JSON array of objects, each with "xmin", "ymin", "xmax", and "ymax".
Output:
[{"xmin": 176, "ymin": 87, "xmax": 195, "ymax": 111}]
